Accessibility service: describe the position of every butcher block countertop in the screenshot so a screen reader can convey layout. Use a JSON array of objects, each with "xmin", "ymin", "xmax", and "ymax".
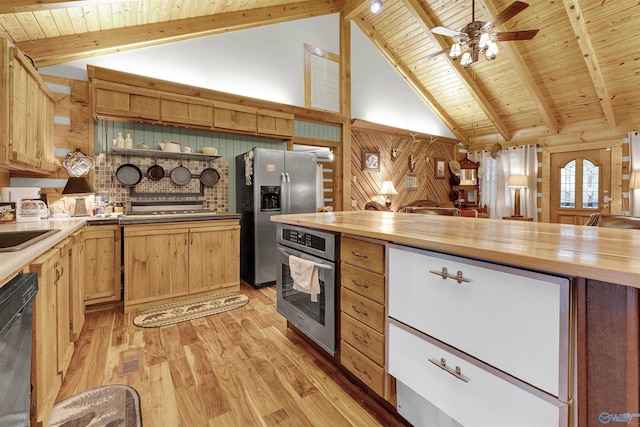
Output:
[{"xmin": 272, "ymin": 211, "xmax": 640, "ymax": 289}]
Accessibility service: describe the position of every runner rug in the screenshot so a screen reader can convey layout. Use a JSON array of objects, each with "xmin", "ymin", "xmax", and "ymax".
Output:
[
  {"xmin": 132, "ymin": 292, "xmax": 249, "ymax": 328},
  {"xmin": 47, "ymin": 384, "xmax": 142, "ymax": 427}
]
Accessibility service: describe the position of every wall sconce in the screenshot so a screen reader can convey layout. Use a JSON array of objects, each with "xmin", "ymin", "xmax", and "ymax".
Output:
[
  {"xmin": 508, "ymin": 175, "xmax": 528, "ymax": 217},
  {"xmin": 380, "ymin": 181, "xmax": 398, "ymax": 208}
]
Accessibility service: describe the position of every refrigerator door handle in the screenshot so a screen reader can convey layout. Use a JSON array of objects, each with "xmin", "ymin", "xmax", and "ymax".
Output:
[
  {"xmin": 285, "ymin": 172, "xmax": 291, "ymax": 213},
  {"xmin": 280, "ymin": 172, "xmax": 288, "ymax": 214}
]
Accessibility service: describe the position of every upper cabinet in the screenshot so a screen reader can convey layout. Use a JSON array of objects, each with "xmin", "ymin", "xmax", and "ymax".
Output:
[
  {"xmin": 89, "ymin": 69, "xmax": 294, "ymax": 139},
  {"xmin": 0, "ymin": 36, "xmax": 57, "ymax": 174}
]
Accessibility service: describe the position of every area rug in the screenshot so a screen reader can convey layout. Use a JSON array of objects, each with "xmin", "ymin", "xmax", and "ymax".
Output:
[
  {"xmin": 133, "ymin": 292, "xmax": 249, "ymax": 328},
  {"xmin": 47, "ymin": 384, "xmax": 142, "ymax": 427}
]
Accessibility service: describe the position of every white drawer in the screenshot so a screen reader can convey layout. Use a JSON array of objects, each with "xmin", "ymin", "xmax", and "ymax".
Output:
[
  {"xmin": 389, "ymin": 321, "xmax": 568, "ymax": 427},
  {"xmin": 387, "ymin": 244, "xmax": 570, "ymax": 399}
]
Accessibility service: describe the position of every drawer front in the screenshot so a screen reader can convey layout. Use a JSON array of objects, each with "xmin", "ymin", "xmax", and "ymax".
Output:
[
  {"xmin": 341, "ymin": 237, "xmax": 384, "ymax": 274},
  {"xmin": 387, "ymin": 244, "xmax": 570, "ymax": 399},
  {"xmin": 340, "ymin": 287, "xmax": 385, "ymax": 333},
  {"xmin": 389, "ymin": 322, "xmax": 567, "ymax": 427},
  {"xmin": 341, "ymin": 312, "xmax": 385, "ymax": 365},
  {"xmin": 340, "ymin": 341, "xmax": 385, "ymax": 396},
  {"xmin": 341, "ymin": 263, "xmax": 385, "ymax": 303}
]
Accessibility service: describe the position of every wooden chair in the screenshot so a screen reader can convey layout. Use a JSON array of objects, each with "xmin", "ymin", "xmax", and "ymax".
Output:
[
  {"xmin": 364, "ymin": 201, "xmax": 388, "ymax": 211},
  {"xmin": 460, "ymin": 209, "xmax": 478, "ymax": 218},
  {"xmin": 406, "ymin": 207, "xmax": 460, "ymax": 216},
  {"xmin": 397, "ymin": 199, "xmax": 439, "ymax": 212}
]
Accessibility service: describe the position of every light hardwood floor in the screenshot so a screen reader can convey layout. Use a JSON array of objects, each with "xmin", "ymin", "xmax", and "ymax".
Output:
[{"xmin": 57, "ymin": 283, "xmax": 406, "ymax": 426}]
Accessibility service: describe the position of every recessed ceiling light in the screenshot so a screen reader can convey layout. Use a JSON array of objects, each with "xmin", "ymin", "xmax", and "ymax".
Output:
[{"xmin": 371, "ymin": 0, "xmax": 383, "ymax": 13}]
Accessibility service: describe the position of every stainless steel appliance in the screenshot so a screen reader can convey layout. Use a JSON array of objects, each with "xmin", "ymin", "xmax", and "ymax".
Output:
[
  {"xmin": 236, "ymin": 148, "xmax": 318, "ymax": 288},
  {"xmin": 0, "ymin": 272, "xmax": 38, "ymax": 425},
  {"xmin": 276, "ymin": 223, "xmax": 337, "ymax": 355}
]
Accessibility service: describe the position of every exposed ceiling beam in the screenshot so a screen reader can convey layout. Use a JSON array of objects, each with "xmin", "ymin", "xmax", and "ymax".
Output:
[
  {"xmin": 477, "ymin": 0, "xmax": 559, "ymax": 135},
  {"xmin": 342, "ymin": 0, "xmax": 370, "ymax": 20},
  {"xmin": 352, "ymin": 17, "xmax": 468, "ymax": 143},
  {"xmin": 16, "ymin": 0, "xmax": 345, "ymax": 67},
  {"xmin": 562, "ymin": 0, "xmax": 616, "ymax": 127},
  {"xmin": 0, "ymin": 0, "xmax": 139, "ymax": 14},
  {"xmin": 401, "ymin": 0, "xmax": 511, "ymax": 142}
]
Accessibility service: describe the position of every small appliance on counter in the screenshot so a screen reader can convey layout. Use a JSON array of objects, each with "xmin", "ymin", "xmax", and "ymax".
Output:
[
  {"xmin": 0, "ymin": 187, "xmax": 41, "ymax": 203},
  {"xmin": 16, "ymin": 199, "xmax": 49, "ymax": 223}
]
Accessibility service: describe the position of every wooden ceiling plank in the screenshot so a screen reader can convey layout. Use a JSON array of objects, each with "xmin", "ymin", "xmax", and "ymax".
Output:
[
  {"xmin": 562, "ymin": 0, "xmax": 617, "ymax": 127},
  {"xmin": 401, "ymin": 0, "xmax": 510, "ymax": 142},
  {"xmin": 353, "ymin": 17, "xmax": 468, "ymax": 143},
  {"xmin": 477, "ymin": 0, "xmax": 559, "ymax": 136},
  {"xmin": 342, "ymin": 0, "xmax": 371, "ymax": 21},
  {"xmin": 16, "ymin": 0, "xmax": 346, "ymax": 67},
  {"xmin": 0, "ymin": 0, "xmax": 139, "ymax": 14}
]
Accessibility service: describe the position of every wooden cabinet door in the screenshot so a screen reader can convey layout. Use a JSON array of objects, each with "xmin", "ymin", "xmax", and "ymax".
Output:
[
  {"xmin": 83, "ymin": 225, "xmax": 121, "ymax": 304},
  {"xmin": 94, "ymin": 82, "xmax": 160, "ymax": 121},
  {"xmin": 188, "ymin": 222, "xmax": 240, "ymax": 294},
  {"xmin": 161, "ymin": 94, "xmax": 213, "ymax": 127},
  {"xmin": 213, "ymin": 101, "xmax": 257, "ymax": 132},
  {"xmin": 30, "ymin": 248, "xmax": 62, "ymax": 426},
  {"xmin": 69, "ymin": 230, "xmax": 85, "ymax": 341},
  {"xmin": 124, "ymin": 227, "xmax": 189, "ymax": 307},
  {"xmin": 54, "ymin": 239, "xmax": 73, "ymax": 375},
  {"xmin": 257, "ymin": 109, "xmax": 294, "ymax": 137}
]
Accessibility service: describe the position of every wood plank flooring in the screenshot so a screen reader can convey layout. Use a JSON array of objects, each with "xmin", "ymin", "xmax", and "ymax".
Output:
[{"xmin": 57, "ymin": 283, "xmax": 407, "ymax": 426}]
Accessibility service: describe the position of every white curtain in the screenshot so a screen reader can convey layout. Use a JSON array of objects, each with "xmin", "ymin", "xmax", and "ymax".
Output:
[
  {"xmin": 630, "ymin": 131, "xmax": 640, "ymax": 216},
  {"xmin": 468, "ymin": 144, "xmax": 538, "ymax": 220}
]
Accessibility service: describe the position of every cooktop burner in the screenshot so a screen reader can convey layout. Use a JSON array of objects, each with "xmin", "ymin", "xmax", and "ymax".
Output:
[{"xmin": 125, "ymin": 209, "xmax": 217, "ymax": 216}]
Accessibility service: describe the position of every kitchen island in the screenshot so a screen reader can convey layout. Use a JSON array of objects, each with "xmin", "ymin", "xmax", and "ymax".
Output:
[{"xmin": 272, "ymin": 211, "xmax": 640, "ymax": 427}]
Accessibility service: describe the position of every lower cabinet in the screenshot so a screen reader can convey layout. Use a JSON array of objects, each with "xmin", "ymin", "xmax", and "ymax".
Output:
[
  {"xmin": 68, "ymin": 230, "xmax": 85, "ymax": 340},
  {"xmin": 30, "ymin": 239, "xmax": 73, "ymax": 427},
  {"xmin": 83, "ymin": 225, "xmax": 121, "ymax": 305},
  {"xmin": 124, "ymin": 220, "xmax": 240, "ymax": 312}
]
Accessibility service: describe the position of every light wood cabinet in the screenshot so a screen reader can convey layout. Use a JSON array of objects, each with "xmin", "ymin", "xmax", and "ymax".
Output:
[
  {"xmin": 83, "ymin": 225, "xmax": 121, "ymax": 305},
  {"xmin": 161, "ymin": 93, "xmax": 214, "ymax": 127},
  {"xmin": 257, "ymin": 109, "xmax": 294, "ymax": 137},
  {"xmin": 124, "ymin": 220, "xmax": 240, "ymax": 312},
  {"xmin": 68, "ymin": 230, "xmax": 85, "ymax": 341},
  {"xmin": 93, "ymin": 80, "xmax": 160, "ymax": 121},
  {"xmin": 339, "ymin": 236, "xmax": 392, "ymax": 401},
  {"xmin": 213, "ymin": 101, "xmax": 257, "ymax": 133},
  {"xmin": 0, "ymin": 36, "xmax": 56, "ymax": 174},
  {"xmin": 30, "ymin": 239, "xmax": 73, "ymax": 427}
]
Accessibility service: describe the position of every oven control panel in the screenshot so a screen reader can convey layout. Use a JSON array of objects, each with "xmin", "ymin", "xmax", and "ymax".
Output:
[{"xmin": 282, "ymin": 228, "xmax": 325, "ymax": 251}]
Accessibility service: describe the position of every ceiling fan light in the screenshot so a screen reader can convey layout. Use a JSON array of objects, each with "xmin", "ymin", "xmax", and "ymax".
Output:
[
  {"xmin": 460, "ymin": 51, "xmax": 473, "ymax": 68},
  {"xmin": 479, "ymin": 33, "xmax": 491, "ymax": 51},
  {"xmin": 449, "ymin": 43, "xmax": 461, "ymax": 60},
  {"xmin": 370, "ymin": 0, "xmax": 383, "ymax": 13},
  {"xmin": 485, "ymin": 42, "xmax": 499, "ymax": 60}
]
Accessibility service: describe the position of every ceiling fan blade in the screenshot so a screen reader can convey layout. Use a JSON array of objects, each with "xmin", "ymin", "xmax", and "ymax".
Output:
[
  {"xmin": 493, "ymin": 29, "xmax": 539, "ymax": 41},
  {"xmin": 418, "ymin": 48, "xmax": 450, "ymax": 63},
  {"xmin": 431, "ymin": 26, "xmax": 462, "ymax": 38},
  {"xmin": 481, "ymin": 1, "xmax": 530, "ymax": 32}
]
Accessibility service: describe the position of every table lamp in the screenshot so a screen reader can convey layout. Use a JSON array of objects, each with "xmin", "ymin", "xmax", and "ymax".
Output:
[
  {"xmin": 62, "ymin": 176, "xmax": 95, "ymax": 217},
  {"xmin": 380, "ymin": 181, "xmax": 398, "ymax": 208},
  {"xmin": 508, "ymin": 175, "xmax": 528, "ymax": 217}
]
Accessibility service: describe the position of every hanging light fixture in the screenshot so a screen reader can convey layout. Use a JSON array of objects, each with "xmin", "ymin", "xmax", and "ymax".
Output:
[{"xmin": 370, "ymin": 0, "xmax": 383, "ymax": 13}]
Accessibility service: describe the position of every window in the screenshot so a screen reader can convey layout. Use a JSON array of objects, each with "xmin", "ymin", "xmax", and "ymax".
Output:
[
  {"xmin": 560, "ymin": 159, "xmax": 599, "ymax": 209},
  {"xmin": 304, "ymin": 44, "xmax": 340, "ymax": 112}
]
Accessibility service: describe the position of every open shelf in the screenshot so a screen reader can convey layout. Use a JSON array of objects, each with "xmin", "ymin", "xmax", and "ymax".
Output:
[{"xmin": 112, "ymin": 147, "xmax": 221, "ymax": 160}]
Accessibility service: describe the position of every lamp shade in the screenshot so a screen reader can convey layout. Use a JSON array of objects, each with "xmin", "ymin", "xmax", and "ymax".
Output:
[
  {"xmin": 508, "ymin": 175, "xmax": 528, "ymax": 188},
  {"xmin": 630, "ymin": 171, "xmax": 640, "ymax": 189},
  {"xmin": 380, "ymin": 181, "xmax": 398, "ymax": 195},
  {"xmin": 62, "ymin": 176, "xmax": 95, "ymax": 195}
]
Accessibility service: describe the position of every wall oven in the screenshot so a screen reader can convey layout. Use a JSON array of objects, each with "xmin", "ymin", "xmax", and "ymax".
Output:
[{"xmin": 276, "ymin": 223, "xmax": 337, "ymax": 356}]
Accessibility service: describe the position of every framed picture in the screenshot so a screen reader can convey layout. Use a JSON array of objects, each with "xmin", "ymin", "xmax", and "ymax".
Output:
[
  {"xmin": 362, "ymin": 150, "xmax": 380, "ymax": 172},
  {"xmin": 405, "ymin": 173, "xmax": 418, "ymax": 190},
  {"xmin": 435, "ymin": 158, "xmax": 446, "ymax": 179}
]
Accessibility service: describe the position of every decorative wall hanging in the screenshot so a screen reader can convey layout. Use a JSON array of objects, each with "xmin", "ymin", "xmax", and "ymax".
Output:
[
  {"xmin": 435, "ymin": 158, "xmax": 446, "ymax": 179},
  {"xmin": 362, "ymin": 150, "xmax": 380, "ymax": 172},
  {"xmin": 406, "ymin": 173, "xmax": 418, "ymax": 190}
]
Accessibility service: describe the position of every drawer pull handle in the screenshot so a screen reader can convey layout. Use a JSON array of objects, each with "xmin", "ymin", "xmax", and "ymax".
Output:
[
  {"xmin": 353, "ymin": 280, "xmax": 369, "ymax": 289},
  {"xmin": 352, "ymin": 362, "xmax": 369, "ymax": 377},
  {"xmin": 352, "ymin": 251, "xmax": 368, "ymax": 259},
  {"xmin": 351, "ymin": 305, "xmax": 368, "ymax": 316},
  {"xmin": 429, "ymin": 267, "xmax": 470, "ymax": 284},
  {"xmin": 352, "ymin": 332, "xmax": 368, "ymax": 343},
  {"xmin": 429, "ymin": 357, "xmax": 470, "ymax": 383}
]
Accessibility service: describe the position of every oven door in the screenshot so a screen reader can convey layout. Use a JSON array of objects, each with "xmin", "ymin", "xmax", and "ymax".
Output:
[{"xmin": 276, "ymin": 244, "xmax": 336, "ymax": 356}]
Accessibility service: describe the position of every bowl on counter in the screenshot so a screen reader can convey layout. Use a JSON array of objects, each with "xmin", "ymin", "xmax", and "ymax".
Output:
[{"xmin": 201, "ymin": 146, "xmax": 218, "ymax": 155}]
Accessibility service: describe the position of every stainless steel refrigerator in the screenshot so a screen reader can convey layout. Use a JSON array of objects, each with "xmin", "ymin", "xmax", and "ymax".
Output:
[{"xmin": 236, "ymin": 148, "xmax": 318, "ymax": 288}]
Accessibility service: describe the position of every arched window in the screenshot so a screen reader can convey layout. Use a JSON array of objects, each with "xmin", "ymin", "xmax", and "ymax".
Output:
[{"xmin": 560, "ymin": 159, "xmax": 599, "ymax": 210}]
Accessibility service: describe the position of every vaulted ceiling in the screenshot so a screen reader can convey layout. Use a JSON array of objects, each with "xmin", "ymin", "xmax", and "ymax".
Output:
[{"xmin": 1, "ymin": 0, "xmax": 638, "ymax": 150}]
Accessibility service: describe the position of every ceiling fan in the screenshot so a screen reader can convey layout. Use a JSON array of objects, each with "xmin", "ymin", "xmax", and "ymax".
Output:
[{"xmin": 419, "ymin": 0, "xmax": 539, "ymax": 68}]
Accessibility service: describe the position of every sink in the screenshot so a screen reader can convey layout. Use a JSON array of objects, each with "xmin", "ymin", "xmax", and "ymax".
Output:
[{"xmin": 0, "ymin": 229, "xmax": 61, "ymax": 252}]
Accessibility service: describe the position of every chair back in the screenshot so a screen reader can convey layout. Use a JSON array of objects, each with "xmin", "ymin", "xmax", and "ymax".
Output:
[
  {"xmin": 407, "ymin": 207, "xmax": 460, "ymax": 216},
  {"xmin": 596, "ymin": 215, "xmax": 640, "ymax": 229},
  {"xmin": 364, "ymin": 201, "xmax": 388, "ymax": 211}
]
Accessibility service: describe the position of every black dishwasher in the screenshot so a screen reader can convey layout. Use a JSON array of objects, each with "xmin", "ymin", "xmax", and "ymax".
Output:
[{"xmin": 0, "ymin": 272, "xmax": 38, "ymax": 426}]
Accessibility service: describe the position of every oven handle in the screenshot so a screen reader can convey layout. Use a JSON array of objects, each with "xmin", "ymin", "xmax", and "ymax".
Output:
[{"xmin": 278, "ymin": 247, "xmax": 333, "ymax": 270}]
